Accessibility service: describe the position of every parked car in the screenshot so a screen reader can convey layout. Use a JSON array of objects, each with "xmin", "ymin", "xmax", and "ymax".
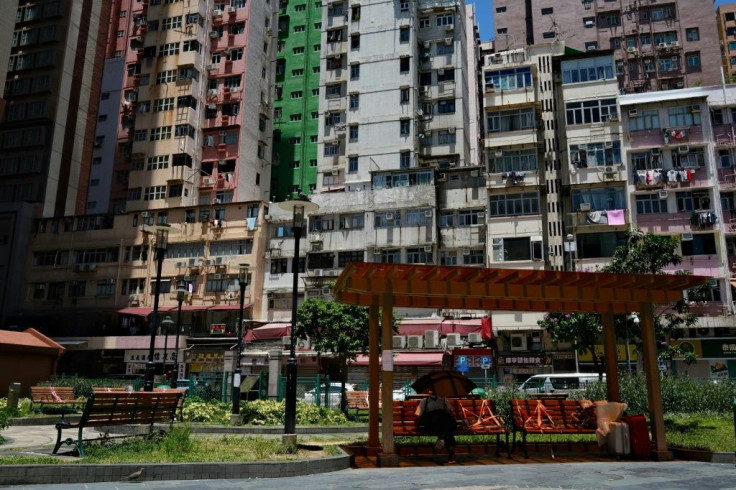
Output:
[
  {"xmin": 302, "ymin": 383, "xmax": 357, "ymax": 406},
  {"xmin": 518, "ymin": 373, "xmax": 605, "ymax": 394}
]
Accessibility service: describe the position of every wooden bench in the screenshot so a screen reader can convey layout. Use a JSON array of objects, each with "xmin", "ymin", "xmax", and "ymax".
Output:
[
  {"xmin": 510, "ymin": 398, "xmax": 597, "ymax": 458},
  {"xmin": 53, "ymin": 391, "xmax": 183, "ymax": 456},
  {"xmin": 346, "ymin": 391, "xmax": 369, "ymax": 420},
  {"xmin": 92, "ymin": 387, "xmax": 187, "ymax": 421},
  {"xmin": 30, "ymin": 386, "xmax": 84, "ymax": 413},
  {"xmin": 393, "ymin": 398, "xmax": 510, "ymax": 457}
]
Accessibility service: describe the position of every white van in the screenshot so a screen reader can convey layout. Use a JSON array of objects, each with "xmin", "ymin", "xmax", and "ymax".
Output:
[{"xmin": 518, "ymin": 373, "xmax": 605, "ymax": 394}]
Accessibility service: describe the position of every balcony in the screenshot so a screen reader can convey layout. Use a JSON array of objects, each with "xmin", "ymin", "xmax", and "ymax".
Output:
[{"xmin": 569, "ymin": 209, "xmax": 629, "ymax": 229}]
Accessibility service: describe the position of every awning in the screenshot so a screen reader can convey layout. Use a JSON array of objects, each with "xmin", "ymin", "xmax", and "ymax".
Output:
[
  {"xmin": 209, "ymin": 304, "xmax": 252, "ymax": 311},
  {"xmin": 439, "ymin": 320, "xmax": 481, "ymax": 335},
  {"xmin": 163, "ymin": 305, "xmax": 211, "ymax": 312},
  {"xmin": 117, "ymin": 307, "xmax": 154, "ymax": 317},
  {"xmin": 245, "ymin": 323, "xmax": 291, "ymax": 343},
  {"xmin": 350, "ymin": 352, "xmax": 444, "ymax": 366},
  {"xmin": 397, "ymin": 318, "xmax": 443, "ymax": 336}
]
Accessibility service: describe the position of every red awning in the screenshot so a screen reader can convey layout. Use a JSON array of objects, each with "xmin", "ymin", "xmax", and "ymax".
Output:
[
  {"xmin": 350, "ymin": 352, "xmax": 444, "ymax": 366},
  {"xmin": 163, "ymin": 305, "xmax": 212, "ymax": 312},
  {"xmin": 439, "ymin": 320, "xmax": 482, "ymax": 335},
  {"xmin": 209, "ymin": 304, "xmax": 252, "ymax": 311},
  {"xmin": 244, "ymin": 323, "xmax": 291, "ymax": 343},
  {"xmin": 397, "ymin": 318, "xmax": 444, "ymax": 336},
  {"xmin": 117, "ymin": 307, "xmax": 154, "ymax": 317}
]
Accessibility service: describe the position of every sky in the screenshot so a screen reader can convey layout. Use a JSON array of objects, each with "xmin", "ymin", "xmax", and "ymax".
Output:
[{"xmin": 469, "ymin": 0, "xmax": 733, "ymax": 42}]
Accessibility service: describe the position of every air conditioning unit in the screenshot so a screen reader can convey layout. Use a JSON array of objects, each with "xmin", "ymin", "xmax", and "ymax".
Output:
[
  {"xmin": 207, "ymin": 103, "xmax": 217, "ymax": 110},
  {"xmin": 282, "ymin": 336, "xmax": 292, "ymax": 347},
  {"xmin": 445, "ymin": 24, "xmax": 454, "ymax": 32},
  {"xmin": 385, "ymin": 213, "xmax": 394, "ymax": 221},
  {"xmin": 228, "ymin": 6, "xmax": 237, "ymax": 13},
  {"xmin": 423, "ymin": 40, "xmax": 430, "ymax": 48},
  {"xmin": 225, "ymin": 291, "xmax": 235, "ymax": 300},
  {"xmin": 331, "ymin": 168, "xmax": 339, "ymax": 176},
  {"xmin": 690, "ymin": 104, "xmax": 700, "ymax": 113},
  {"xmin": 445, "ymin": 333, "xmax": 461, "ymax": 347},
  {"xmin": 678, "ymin": 145, "xmax": 689, "ymax": 154},
  {"xmin": 437, "ymin": 68, "xmax": 445, "ymax": 75},
  {"xmin": 407, "ymin": 335, "xmax": 424, "ymax": 349},
  {"xmin": 425, "ymin": 330, "xmax": 439, "ymax": 348},
  {"xmin": 681, "ymin": 232, "xmax": 693, "ymax": 241},
  {"xmin": 214, "ymin": 256, "xmax": 224, "ymax": 265},
  {"xmin": 584, "ymin": 20, "xmax": 595, "ymax": 27},
  {"xmin": 424, "ymin": 210, "xmax": 433, "ymax": 218},
  {"xmin": 212, "ymin": 9, "xmax": 223, "ymax": 17},
  {"xmin": 203, "ymin": 176, "xmax": 214, "ymax": 186},
  {"xmin": 436, "ymin": 173, "xmax": 446, "ymax": 182},
  {"xmin": 212, "ymin": 273, "xmax": 223, "ymax": 280},
  {"xmin": 468, "ymin": 332, "xmax": 483, "ymax": 344},
  {"xmin": 626, "ymin": 47, "xmax": 637, "ymax": 53},
  {"xmin": 628, "ymin": 109, "xmax": 638, "ymax": 118},
  {"xmin": 448, "ymin": 127, "xmax": 455, "ymax": 134},
  {"xmin": 669, "ymin": 40, "xmax": 680, "ymax": 47},
  {"xmin": 140, "ymin": 211, "xmax": 150, "ymax": 218},
  {"xmin": 129, "ymin": 294, "xmax": 139, "ymax": 304},
  {"xmin": 608, "ymin": 114, "xmax": 619, "ymax": 122},
  {"xmin": 175, "ymin": 261, "xmax": 186, "ymax": 268},
  {"xmin": 659, "ymin": 190, "xmax": 669, "ymax": 199},
  {"xmin": 579, "ymin": 203, "xmax": 591, "ymax": 212},
  {"xmin": 206, "ymin": 64, "xmax": 217, "ymax": 71},
  {"xmin": 485, "ymin": 82, "xmax": 495, "ymax": 92},
  {"xmin": 314, "ymin": 269, "xmax": 324, "ymax": 277},
  {"xmin": 510, "ymin": 333, "xmax": 527, "ymax": 351},
  {"xmin": 604, "ymin": 141, "xmax": 613, "ymax": 149},
  {"xmin": 657, "ymin": 42, "xmax": 667, "ymax": 49},
  {"xmin": 424, "ymin": 245, "xmax": 433, "ymax": 252},
  {"xmin": 230, "ymin": 87, "xmax": 240, "ymax": 94},
  {"xmin": 477, "ymin": 211, "xmax": 486, "ymax": 220},
  {"xmin": 393, "ymin": 335, "xmax": 407, "ymax": 349},
  {"xmin": 651, "ymin": 148, "xmax": 661, "ymax": 156},
  {"xmin": 444, "ymin": 37, "xmax": 452, "ymax": 45},
  {"xmin": 604, "ymin": 166, "xmax": 614, "ymax": 174},
  {"xmin": 208, "ymin": 89, "xmax": 218, "ymax": 96},
  {"xmin": 296, "ymin": 338, "xmax": 310, "ymax": 350},
  {"xmin": 189, "ymin": 258, "xmax": 198, "ymax": 267},
  {"xmin": 209, "ymin": 31, "xmax": 220, "ymax": 38},
  {"xmin": 462, "ymin": 248, "xmax": 471, "ymax": 256}
]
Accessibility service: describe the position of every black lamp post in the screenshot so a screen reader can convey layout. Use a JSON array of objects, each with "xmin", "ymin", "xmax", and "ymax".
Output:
[
  {"xmin": 161, "ymin": 315, "xmax": 173, "ymax": 383},
  {"xmin": 144, "ymin": 226, "xmax": 169, "ymax": 392},
  {"xmin": 285, "ymin": 204, "xmax": 304, "ymax": 435},
  {"xmin": 171, "ymin": 279, "xmax": 187, "ymax": 388},
  {"xmin": 232, "ymin": 263, "xmax": 249, "ymax": 417}
]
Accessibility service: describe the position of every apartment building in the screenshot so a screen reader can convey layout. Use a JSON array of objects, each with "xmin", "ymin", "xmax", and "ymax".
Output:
[
  {"xmin": 0, "ymin": 0, "xmax": 111, "ymax": 326},
  {"xmin": 262, "ymin": 0, "xmax": 478, "ymax": 322},
  {"xmin": 717, "ymin": 2, "xmax": 736, "ymax": 83},
  {"xmin": 493, "ymin": 0, "xmax": 722, "ymax": 93},
  {"xmin": 271, "ymin": 0, "xmax": 322, "ymax": 201}
]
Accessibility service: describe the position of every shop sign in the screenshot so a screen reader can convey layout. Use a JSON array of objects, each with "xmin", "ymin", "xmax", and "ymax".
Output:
[
  {"xmin": 577, "ymin": 344, "xmax": 638, "ymax": 362},
  {"xmin": 496, "ymin": 355, "xmax": 551, "ymax": 366},
  {"xmin": 452, "ymin": 348, "xmax": 493, "ymax": 368}
]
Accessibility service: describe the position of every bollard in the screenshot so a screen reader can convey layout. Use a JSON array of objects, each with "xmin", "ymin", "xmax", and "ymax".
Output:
[{"xmin": 7, "ymin": 382, "xmax": 21, "ymax": 412}]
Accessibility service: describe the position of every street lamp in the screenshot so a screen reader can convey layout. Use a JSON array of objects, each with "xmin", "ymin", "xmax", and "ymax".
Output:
[
  {"xmin": 171, "ymin": 279, "xmax": 187, "ymax": 388},
  {"xmin": 627, "ymin": 313, "xmax": 639, "ymax": 374},
  {"xmin": 144, "ymin": 226, "xmax": 169, "ymax": 392},
  {"xmin": 564, "ymin": 233, "xmax": 576, "ymax": 271},
  {"xmin": 232, "ymin": 263, "xmax": 250, "ymax": 419},
  {"xmin": 278, "ymin": 198, "xmax": 319, "ymax": 436},
  {"xmin": 161, "ymin": 315, "xmax": 174, "ymax": 383}
]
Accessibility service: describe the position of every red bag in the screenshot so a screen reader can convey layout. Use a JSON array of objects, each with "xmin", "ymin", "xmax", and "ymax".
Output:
[{"xmin": 622, "ymin": 415, "xmax": 651, "ymax": 460}]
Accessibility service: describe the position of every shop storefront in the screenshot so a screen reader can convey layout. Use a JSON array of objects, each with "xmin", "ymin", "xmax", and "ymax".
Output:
[{"xmin": 669, "ymin": 338, "xmax": 736, "ymax": 380}]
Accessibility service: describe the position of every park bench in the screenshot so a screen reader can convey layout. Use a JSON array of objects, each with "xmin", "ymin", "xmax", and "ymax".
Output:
[
  {"xmin": 92, "ymin": 387, "xmax": 187, "ymax": 419},
  {"xmin": 393, "ymin": 398, "xmax": 510, "ymax": 457},
  {"xmin": 346, "ymin": 391, "xmax": 369, "ymax": 420},
  {"xmin": 510, "ymin": 398, "xmax": 597, "ymax": 458},
  {"xmin": 53, "ymin": 391, "xmax": 183, "ymax": 456},
  {"xmin": 30, "ymin": 386, "xmax": 84, "ymax": 413}
]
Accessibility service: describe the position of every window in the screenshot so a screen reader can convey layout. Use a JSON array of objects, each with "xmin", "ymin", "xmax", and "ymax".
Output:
[
  {"xmin": 348, "ymin": 156, "xmax": 358, "ymax": 173},
  {"xmin": 438, "ymin": 130, "xmax": 455, "ymax": 145},
  {"xmin": 488, "ymin": 149, "xmax": 538, "ymax": 173},
  {"xmin": 565, "ymin": 98, "xmax": 618, "ymax": 125},
  {"xmin": 149, "ymin": 126, "xmax": 172, "ymax": 141},
  {"xmin": 349, "ymin": 125, "xmax": 359, "ymax": 140},
  {"xmin": 437, "ymin": 68, "xmax": 454, "ymax": 82},
  {"xmin": 487, "ymin": 108, "xmax": 536, "ymax": 132},
  {"xmin": 144, "ymin": 185, "xmax": 166, "ymax": 200},
  {"xmin": 159, "ymin": 42, "xmax": 179, "ymax": 56},
  {"xmin": 350, "ymin": 63, "xmax": 360, "ymax": 79},
  {"xmin": 349, "ymin": 94, "xmax": 359, "ymax": 109},
  {"xmin": 629, "ymin": 109, "xmax": 660, "ymax": 131},
  {"xmin": 686, "ymin": 28, "xmax": 699, "ymax": 41},
  {"xmin": 400, "ymin": 87, "xmax": 410, "ymax": 103},
  {"xmin": 572, "ymin": 187, "xmax": 627, "ymax": 212},
  {"xmin": 294, "ymin": 25, "xmax": 305, "ymax": 33},
  {"xmin": 492, "ymin": 237, "xmax": 542, "ymax": 262},
  {"xmin": 636, "ymin": 194, "xmax": 668, "ymax": 214},
  {"xmin": 400, "ymin": 119, "xmax": 410, "ymax": 136},
  {"xmin": 351, "ymin": 34, "xmax": 360, "ymax": 49},
  {"xmin": 153, "ymin": 97, "xmax": 174, "ymax": 112},
  {"xmin": 541, "ymin": 7, "xmax": 553, "ymax": 14},
  {"xmin": 436, "ymin": 13, "xmax": 453, "ymax": 26},
  {"xmin": 681, "ymin": 233, "xmax": 717, "ymax": 256},
  {"xmin": 489, "ymin": 193, "xmax": 540, "ymax": 217},
  {"xmin": 542, "ymin": 31, "xmax": 555, "ymax": 39},
  {"xmin": 686, "ymin": 52, "xmax": 701, "ymax": 68},
  {"xmin": 400, "ymin": 151, "xmax": 411, "ymax": 168},
  {"xmin": 291, "ymin": 91, "xmax": 303, "ymax": 99},
  {"xmin": 561, "ymin": 58, "xmax": 615, "ymax": 84},
  {"xmin": 484, "ymin": 67, "xmax": 533, "ymax": 90},
  {"xmin": 147, "ymin": 155, "xmax": 169, "ymax": 170},
  {"xmin": 437, "ymin": 99, "xmax": 455, "ymax": 114},
  {"xmin": 668, "ymin": 106, "xmax": 701, "ymax": 127},
  {"xmin": 400, "ymin": 27, "xmax": 410, "ymax": 43},
  {"xmin": 420, "ymin": 17, "xmax": 430, "ymax": 28}
]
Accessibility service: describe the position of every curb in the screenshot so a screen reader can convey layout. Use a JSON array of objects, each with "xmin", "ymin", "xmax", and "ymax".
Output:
[{"xmin": 0, "ymin": 448, "xmax": 351, "ymax": 485}]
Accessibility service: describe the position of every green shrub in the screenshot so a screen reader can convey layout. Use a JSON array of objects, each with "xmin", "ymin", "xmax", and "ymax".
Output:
[
  {"xmin": 161, "ymin": 424, "xmax": 198, "ymax": 456},
  {"xmin": 239, "ymin": 400, "xmax": 348, "ymax": 426},
  {"xmin": 0, "ymin": 408, "xmax": 9, "ymax": 432},
  {"xmin": 181, "ymin": 397, "xmax": 230, "ymax": 424}
]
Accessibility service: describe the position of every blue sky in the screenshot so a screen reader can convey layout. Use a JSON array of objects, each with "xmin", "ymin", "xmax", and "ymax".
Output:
[{"xmin": 470, "ymin": 0, "xmax": 732, "ymax": 42}]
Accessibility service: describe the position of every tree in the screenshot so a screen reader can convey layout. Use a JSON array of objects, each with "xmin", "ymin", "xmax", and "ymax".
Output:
[
  {"xmin": 539, "ymin": 229, "xmax": 705, "ymax": 371},
  {"xmin": 294, "ymin": 297, "xmax": 371, "ymax": 412}
]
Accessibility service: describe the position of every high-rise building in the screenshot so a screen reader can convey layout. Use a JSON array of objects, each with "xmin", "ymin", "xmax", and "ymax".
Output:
[
  {"xmin": 493, "ymin": 0, "xmax": 722, "ymax": 93},
  {"xmin": 717, "ymin": 3, "xmax": 736, "ymax": 83},
  {"xmin": 270, "ymin": 0, "xmax": 322, "ymax": 202},
  {"xmin": 0, "ymin": 0, "xmax": 112, "ymax": 325}
]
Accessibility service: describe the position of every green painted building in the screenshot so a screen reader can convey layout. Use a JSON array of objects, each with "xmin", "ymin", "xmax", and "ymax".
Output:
[{"xmin": 271, "ymin": 0, "xmax": 322, "ymax": 201}]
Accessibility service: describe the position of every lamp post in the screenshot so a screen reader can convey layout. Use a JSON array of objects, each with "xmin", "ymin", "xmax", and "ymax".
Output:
[
  {"xmin": 278, "ymin": 198, "xmax": 319, "ymax": 437},
  {"xmin": 171, "ymin": 279, "xmax": 187, "ymax": 388},
  {"xmin": 628, "ymin": 313, "xmax": 639, "ymax": 374},
  {"xmin": 564, "ymin": 233, "xmax": 576, "ymax": 271},
  {"xmin": 232, "ymin": 263, "xmax": 250, "ymax": 419},
  {"xmin": 144, "ymin": 226, "xmax": 169, "ymax": 392},
  {"xmin": 161, "ymin": 315, "xmax": 174, "ymax": 384}
]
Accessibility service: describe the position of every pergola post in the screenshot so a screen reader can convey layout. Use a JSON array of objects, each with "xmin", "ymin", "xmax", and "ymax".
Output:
[
  {"xmin": 378, "ymin": 291, "xmax": 398, "ymax": 467},
  {"xmin": 367, "ymin": 299, "xmax": 380, "ymax": 450},
  {"xmin": 640, "ymin": 302, "xmax": 672, "ymax": 460},
  {"xmin": 601, "ymin": 312, "xmax": 620, "ymax": 402}
]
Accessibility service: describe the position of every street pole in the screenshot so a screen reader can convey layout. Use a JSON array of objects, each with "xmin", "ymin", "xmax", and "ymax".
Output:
[
  {"xmin": 144, "ymin": 227, "xmax": 169, "ymax": 392},
  {"xmin": 285, "ymin": 208, "xmax": 302, "ymax": 435},
  {"xmin": 162, "ymin": 316, "xmax": 172, "ymax": 384},
  {"xmin": 232, "ymin": 264, "xmax": 249, "ymax": 420},
  {"xmin": 171, "ymin": 281, "xmax": 185, "ymax": 388}
]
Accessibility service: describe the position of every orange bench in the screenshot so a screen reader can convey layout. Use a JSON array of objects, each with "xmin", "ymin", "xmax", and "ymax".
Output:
[
  {"xmin": 393, "ymin": 398, "xmax": 510, "ymax": 457},
  {"xmin": 510, "ymin": 398, "xmax": 597, "ymax": 457}
]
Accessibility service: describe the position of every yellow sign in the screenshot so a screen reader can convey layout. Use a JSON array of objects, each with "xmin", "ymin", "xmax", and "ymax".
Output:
[{"xmin": 577, "ymin": 344, "xmax": 638, "ymax": 362}]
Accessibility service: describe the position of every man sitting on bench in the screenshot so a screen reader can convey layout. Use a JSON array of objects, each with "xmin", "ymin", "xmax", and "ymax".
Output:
[{"xmin": 416, "ymin": 389, "xmax": 456, "ymax": 464}]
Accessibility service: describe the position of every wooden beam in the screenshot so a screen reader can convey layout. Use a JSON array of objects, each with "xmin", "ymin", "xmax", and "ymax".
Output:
[
  {"xmin": 601, "ymin": 312, "xmax": 620, "ymax": 402},
  {"xmin": 367, "ymin": 299, "xmax": 380, "ymax": 450},
  {"xmin": 379, "ymin": 290, "xmax": 397, "ymax": 463}
]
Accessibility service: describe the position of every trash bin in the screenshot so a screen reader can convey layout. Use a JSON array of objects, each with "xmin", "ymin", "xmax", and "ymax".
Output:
[{"xmin": 7, "ymin": 382, "xmax": 21, "ymax": 411}]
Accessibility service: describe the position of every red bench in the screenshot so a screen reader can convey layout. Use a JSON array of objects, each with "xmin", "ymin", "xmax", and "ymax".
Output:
[
  {"xmin": 510, "ymin": 398, "xmax": 597, "ymax": 457},
  {"xmin": 393, "ymin": 398, "xmax": 510, "ymax": 457}
]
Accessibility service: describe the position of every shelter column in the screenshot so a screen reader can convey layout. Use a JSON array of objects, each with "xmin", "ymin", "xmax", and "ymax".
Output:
[
  {"xmin": 641, "ymin": 302, "xmax": 672, "ymax": 460},
  {"xmin": 368, "ymin": 299, "xmax": 380, "ymax": 449},
  {"xmin": 602, "ymin": 312, "xmax": 620, "ymax": 402},
  {"xmin": 378, "ymin": 291, "xmax": 398, "ymax": 467}
]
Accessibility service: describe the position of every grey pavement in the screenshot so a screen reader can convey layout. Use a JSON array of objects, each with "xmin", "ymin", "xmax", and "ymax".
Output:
[{"xmin": 4, "ymin": 461, "xmax": 736, "ymax": 489}]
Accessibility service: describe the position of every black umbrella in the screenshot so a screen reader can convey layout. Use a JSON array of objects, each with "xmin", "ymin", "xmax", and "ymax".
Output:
[{"xmin": 410, "ymin": 370, "xmax": 477, "ymax": 398}]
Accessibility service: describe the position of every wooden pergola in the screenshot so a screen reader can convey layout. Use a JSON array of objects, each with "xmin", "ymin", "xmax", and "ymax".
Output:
[{"xmin": 333, "ymin": 262, "xmax": 709, "ymax": 465}]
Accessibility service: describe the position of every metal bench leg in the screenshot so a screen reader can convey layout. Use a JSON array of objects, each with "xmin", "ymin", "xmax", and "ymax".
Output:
[
  {"xmin": 505, "ymin": 432, "xmax": 511, "ymax": 458},
  {"xmin": 52, "ymin": 426, "xmax": 63, "ymax": 454},
  {"xmin": 522, "ymin": 432, "xmax": 529, "ymax": 458}
]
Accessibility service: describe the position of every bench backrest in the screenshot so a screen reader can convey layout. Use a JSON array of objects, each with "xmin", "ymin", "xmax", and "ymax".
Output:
[
  {"xmin": 81, "ymin": 391, "xmax": 183, "ymax": 427},
  {"xmin": 510, "ymin": 399, "xmax": 596, "ymax": 429},
  {"xmin": 31, "ymin": 386, "xmax": 77, "ymax": 402},
  {"xmin": 393, "ymin": 398, "xmax": 500, "ymax": 428},
  {"xmin": 346, "ymin": 391, "xmax": 369, "ymax": 410}
]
